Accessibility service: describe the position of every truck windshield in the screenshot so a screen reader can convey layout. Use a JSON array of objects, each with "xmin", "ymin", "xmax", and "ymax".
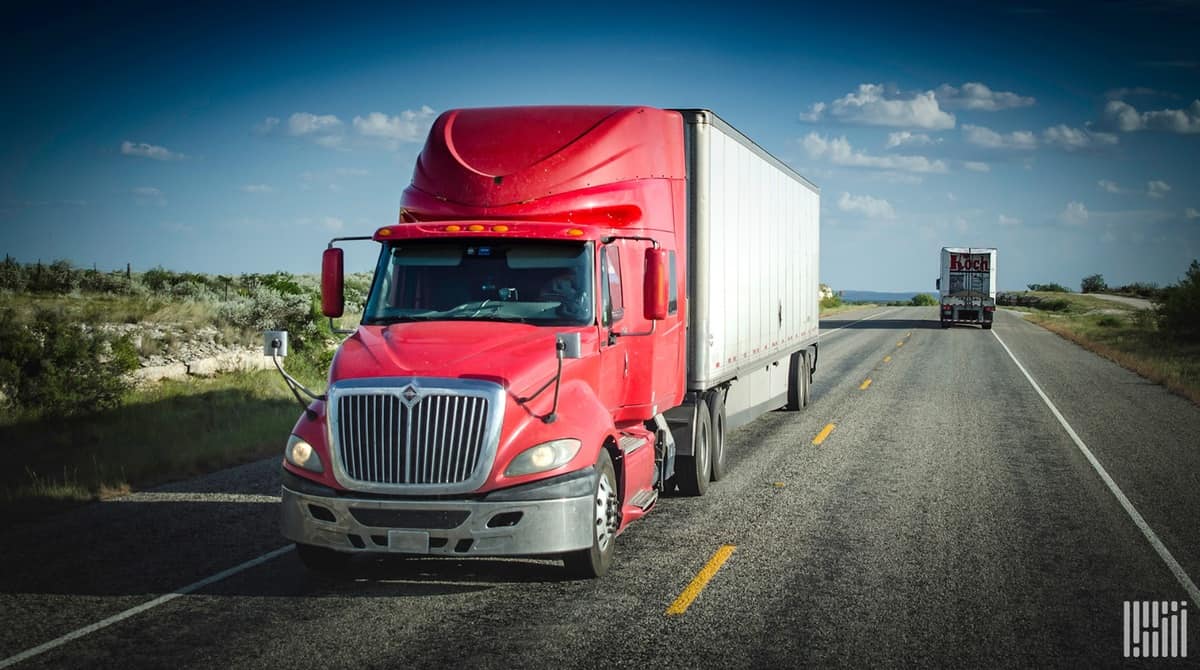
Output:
[{"xmin": 363, "ymin": 239, "xmax": 594, "ymax": 326}]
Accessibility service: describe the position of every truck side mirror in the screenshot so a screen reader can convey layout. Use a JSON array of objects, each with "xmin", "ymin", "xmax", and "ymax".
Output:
[
  {"xmin": 644, "ymin": 248, "xmax": 669, "ymax": 320},
  {"xmin": 322, "ymin": 247, "xmax": 345, "ymax": 317},
  {"xmin": 935, "ymin": 278, "xmax": 941, "ymax": 290}
]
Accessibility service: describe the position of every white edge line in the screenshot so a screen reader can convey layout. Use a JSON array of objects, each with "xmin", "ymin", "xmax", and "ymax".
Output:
[
  {"xmin": 991, "ymin": 329, "xmax": 1200, "ymax": 608},
  {"xmin": 0, "ymin": 545, "xmax": 295, "ymax": 669},
  {"xmin": 820, "ymin": 307, "xmax": 904, "ymax": 339}
]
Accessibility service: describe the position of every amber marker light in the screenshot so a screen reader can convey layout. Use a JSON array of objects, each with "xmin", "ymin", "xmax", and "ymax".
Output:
[
  {"xmin": 444, "ymin": 225, "xmax": 462, "ymax": 232},
  {"xmin": 377, "ymin": 228, "xmax": 393, "ymax": 237},
  {"xmin": 467, "ymin": 224, "xmax": 486, "ymax": 232},
  {"xmin": 566, "ymin": 228, "xmax": 584, "ymax": 237},
  {"xmin": 492, "ymin": 225, "xmax": 510, "ymax": 233}
]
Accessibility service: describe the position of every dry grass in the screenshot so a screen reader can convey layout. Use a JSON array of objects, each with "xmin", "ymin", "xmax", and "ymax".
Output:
[
  {"xmin": 1016, "ymin": 293, "xmax": 1200, "ymax": 406},
  {"xmin": 819, "ymin": 303, "xmax": 879, "ymax": 318}
]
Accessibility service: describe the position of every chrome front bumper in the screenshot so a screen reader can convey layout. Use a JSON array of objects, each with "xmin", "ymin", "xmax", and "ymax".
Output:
[{"xmin": 280, "ymin": 468, "xmax": 597, "ymax": 557}]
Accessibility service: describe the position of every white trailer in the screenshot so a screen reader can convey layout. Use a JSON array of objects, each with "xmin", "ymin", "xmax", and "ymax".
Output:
[
  {"xmin": 937, "ymin": 247, "xmax": 997, "ymax": 329},
  {"xmin": 664, "ymin": 110, "xmax": 820, "ymax": 493}
]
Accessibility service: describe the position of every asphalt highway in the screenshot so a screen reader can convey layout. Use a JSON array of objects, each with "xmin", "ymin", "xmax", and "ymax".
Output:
[{"xmin": 2, "ymin": 307, "xmax": 1197, "ymax": 668}]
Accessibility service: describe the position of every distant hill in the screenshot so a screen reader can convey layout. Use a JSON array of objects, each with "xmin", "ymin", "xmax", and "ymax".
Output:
[{"xmin": 838, "ymin": 290, "xmax": 925, "ymax": 303}]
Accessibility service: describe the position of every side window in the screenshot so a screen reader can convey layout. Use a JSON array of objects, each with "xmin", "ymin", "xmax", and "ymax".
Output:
[
  {"xmin": 600, "ymin": 246, "xmax": 624, "ymax": 326},
  {"xmin": 668, "ymin": 250, "xmax": 678, "ymax": 314}
]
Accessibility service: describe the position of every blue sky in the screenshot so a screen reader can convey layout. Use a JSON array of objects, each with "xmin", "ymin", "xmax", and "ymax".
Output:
[{"xmin": 2, "ymin": 1, "xmax": 1198, "ymax": 291}]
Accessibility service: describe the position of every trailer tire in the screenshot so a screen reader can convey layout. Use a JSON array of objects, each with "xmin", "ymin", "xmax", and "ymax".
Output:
[
  {"xmin": 786, "ymin": 351, "xmax": 809, "ymax": 410},
  {"xmin": 675, "ymin": 398, "xmax": 711, "ymax": 496},
  {"xmin": 708, "ymin": 390, "xmax": 727, "ymax": 482},
  {"xmin": 801, "ymin": 351, "xmax": 812, "ymax": 408},
  {"xmin": 562, "ymin": 449, "xmax": 618, "ymax": 578},
  {"xmin": 940, "ymin": 320, "xmax": 950, "ymax": 329},
  {"xmin": 295, "ymin": 543, "xmax": 351, "ymax": 573},
  {"xmin": 982, "ymin": 322, "xmax": 992, "ymax": 330}
]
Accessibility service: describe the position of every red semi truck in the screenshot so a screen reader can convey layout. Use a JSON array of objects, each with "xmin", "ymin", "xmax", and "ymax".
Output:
[{"xmin": 277, "ymin": 106, "xmax": 820, "ymax": 577}]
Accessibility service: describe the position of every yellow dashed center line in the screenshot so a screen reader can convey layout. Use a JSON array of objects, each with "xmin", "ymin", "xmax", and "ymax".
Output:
[
  {"xmin": 883, "ymin": 355, "xmax": 892, "ymax": 363},
  {"xmin": 666, "ymin": 544, "xmax": 736, "ymax": 615},
  {"xmin": 812, "ymin": 423, "xmax": 836, "ymax": 446},
  {"xmin": 859, "ymin": 378, "xmax": 872, "ymax": 390},
  {"xmin": 896, "ymin": 341, "xmax": 904, "ymax": 347}
]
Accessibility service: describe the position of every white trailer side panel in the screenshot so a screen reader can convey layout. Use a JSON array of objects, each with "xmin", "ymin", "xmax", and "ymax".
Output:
[{"xmin": 678, "ymin": 110, "xmax": 820, "ymax": 391}]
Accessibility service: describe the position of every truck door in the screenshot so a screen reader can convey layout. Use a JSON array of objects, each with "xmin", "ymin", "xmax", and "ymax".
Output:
[{"xmin": 597, "ymin": 243, "xmax": 630, "ymax": 414}]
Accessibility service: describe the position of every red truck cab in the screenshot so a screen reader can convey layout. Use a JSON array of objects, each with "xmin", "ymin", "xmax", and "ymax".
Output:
[{"xmin": 280, "ymin": 107, "xmax": 688, "ymax": 577}]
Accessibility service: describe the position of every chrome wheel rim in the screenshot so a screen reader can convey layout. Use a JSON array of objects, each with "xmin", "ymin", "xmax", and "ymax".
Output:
[{"xmin": 594, "ymin": 470, "xmax": 618, "ymax": 552}]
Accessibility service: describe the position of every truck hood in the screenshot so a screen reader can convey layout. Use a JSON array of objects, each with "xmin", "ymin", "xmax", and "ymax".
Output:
[{"xmin": 331, "ymin": 321, "xmax": 572, "ymax": 397}]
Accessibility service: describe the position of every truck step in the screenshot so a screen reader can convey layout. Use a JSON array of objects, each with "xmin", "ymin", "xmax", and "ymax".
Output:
[
  {"xmin": 618, "ymin": 435, "xmax": 649, "ymax": 454},
  {"xmin": 627, "ymin": 488, "xmax": 658, "ymax": 511}
]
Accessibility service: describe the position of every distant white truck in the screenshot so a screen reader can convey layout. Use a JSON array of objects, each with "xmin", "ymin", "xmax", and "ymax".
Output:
[{"xmin": 936, "ymin": 247, "xmax": 996, "ymax": 329}]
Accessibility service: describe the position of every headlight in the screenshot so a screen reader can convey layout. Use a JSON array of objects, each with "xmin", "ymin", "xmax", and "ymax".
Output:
[
  {"xmin": 285, "ymin": 434, "xmax": 323, "ymax": 473},
  {"xmin": 505, "ymin": 438, "xmax": 582, "ymax": 477}
]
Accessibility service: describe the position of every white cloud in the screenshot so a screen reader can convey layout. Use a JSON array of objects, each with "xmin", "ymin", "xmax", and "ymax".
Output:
[
  {"xmin": 1105, "ymin": 87, "xmax": 1168, "ymax": 100},
  {"xmin": 1059, "ymin": 201, "xmax": 1089, "ymax": 226},
  {"xmin": 1041, "ymin": 124, "xmax": 1118, "ymax": 151},
  {"xmin": 132, "ymin": 186, "xmax": 166, "ymax": 206},
  {"xmin": 321, "ymin": 217, "xmax": 344, "ymax": 232},
  {"xmin": 1147, "ymin": 180, "xmax": 1171, "ymax": 199},
  {"xmin": 837, "ymin": 192, "xmax": 897, "ymax": 220},
  {"xmin": 353, "ymin": 106, "xmax": 437, "ymax": 148},
  {"xmin": 240, "ymin": 184, "xmax": 274, "ymax": 194},
  {"xmin": 885, "ymin": 131, "xmax": 934, "ymax": 148},
  {"xmin": 935, "ymin": 82, "xmax": 1035, "ymax": 111},
  {"xmin": 1185, "ymin": 208, "xmax": 1199, "ymax": 220},
  {"xmin": 962, "ymin": 124, "xmax": 1038, "ymax": 150},
  {"xmin": 998, "ymin": 214, "xmax": 1021, "ymax": 226},
  {"xmin": 1102, "ymin": 99, "xmax": 1200, "ymax": 133},
  {"xmin": 313, "ymin": 135, "xmax": 346, "ymax": 150},
  {"xmin": 801, "ymin": 84, "xmax": 955, "ymax": 129},
  {"xmin": 287, "ymin": 112, "xmax": 343, "ymax": 136},
  {"xmin": 963, "ymin": 161, "xmax": 990, "ymax": 172},
  {"xmin": 121, "ymin": 141, "xmax": 185, "ymax": 161},
  {"xmin": 1098, "ymin": 179, "xmax": 1125, "ymax": 194},
  {"xmin": 802, "ymin": 133, "xmax": 948, "ymax": 173},
  {"xmin": 799, "ymin": 102, "xmax": 825, "ymax": 122},
  {"xmin": 255, "ymin": 117, "xmax": 280, "ymax": 135}
]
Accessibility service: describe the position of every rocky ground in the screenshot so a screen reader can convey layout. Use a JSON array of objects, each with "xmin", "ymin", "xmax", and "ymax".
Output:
[{"xmin": 102, "ymin": 323, "xmax": 272, "ymax": 384}]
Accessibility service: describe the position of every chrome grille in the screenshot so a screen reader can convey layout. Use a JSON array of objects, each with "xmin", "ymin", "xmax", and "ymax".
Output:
[{"xmin": 335, "ymin": 391, "xmax": 491, "ymax": 485}]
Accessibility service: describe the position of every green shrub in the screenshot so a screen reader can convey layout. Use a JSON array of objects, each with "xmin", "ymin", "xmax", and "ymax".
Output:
[
  {"xmin": 1158, "ymin": 260, "xmax": 1200, "ymax": 341},
  {"xmin": 910, "ymin": 293, "xmax": 938, "ymax": 306},
  {"xmin": 1027, "ymin": 283, "xmax": 1070, "ymax": 293},
  {"xmin": 1081, "ymin": 274, "xmax": 1107, "ymax": 294},
  {"xmin": 1038, "ymin": 299, "xmax": 1071, "ymax": 312},
  {"xmin": 0, "ymin": 256, "xmax": 27, "ymax": 291},
  {"xmin": 217, "ymin": 287, "xmax": 326, "ymax": 352},
  {"xmin": 820, "ymin": 295, "xmax": 843, "ymax": 309},
  {"xmin": 0, "ymin": 308, "xmax": 139, "ymax": 417},
  {"xmin": 1097, "ymin": 315, "xmax": 1123, "ymax": 327}
]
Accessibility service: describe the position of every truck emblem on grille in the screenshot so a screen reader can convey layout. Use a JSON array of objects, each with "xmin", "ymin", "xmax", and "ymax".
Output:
[{"xmin": 401, "ymin": 384, "xmax": 420, "ymax": 405}]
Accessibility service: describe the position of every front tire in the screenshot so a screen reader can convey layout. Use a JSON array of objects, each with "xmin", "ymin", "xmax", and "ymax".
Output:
[
  {"xmin": 675, "ymin": 398, "xmax": 712, "ymax": 496},
  {"xmin": 562, "ymin": 450, "xmax": 619, "ymax": 578}
]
